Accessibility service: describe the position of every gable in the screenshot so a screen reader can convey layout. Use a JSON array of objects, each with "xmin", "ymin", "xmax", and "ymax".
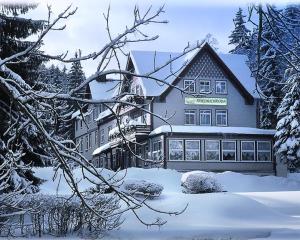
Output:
[
  {"xmin": 160, "ymin": 44, "xmax": 255, "ymax": 104},
  {"xmin": 185, "ymin": 51, "xmax": 226, "ymax": 79}
]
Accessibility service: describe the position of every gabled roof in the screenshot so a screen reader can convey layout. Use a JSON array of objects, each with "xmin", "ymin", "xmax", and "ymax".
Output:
[
  {"xmin": 87, "ymin": 79, "xmax": 120, "ymax": 100},
  {"xmin": 129, "ymin": 43, "xmax": 259, "ymax": 102}
]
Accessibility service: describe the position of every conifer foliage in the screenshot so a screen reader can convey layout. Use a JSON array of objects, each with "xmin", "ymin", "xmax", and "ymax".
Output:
[
  {"xmin": 228, "ymin": 8, "xmax": 251, "ymax": 55},
  {"xmin": 275, "ymin": 64, "xmax": 300, "ymax": 171},
  {"xmin": 0, "ymin": 4, "xmax": 47, "ymax": 193},
  {"xmin": 68, "ymin": 51, "xmax": 86, "ymax": 95}
]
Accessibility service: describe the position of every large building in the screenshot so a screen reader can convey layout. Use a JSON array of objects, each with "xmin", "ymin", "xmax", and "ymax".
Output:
[{"xmin": 73, "ymin": 43, "xmax": 287, "ymax": 176}]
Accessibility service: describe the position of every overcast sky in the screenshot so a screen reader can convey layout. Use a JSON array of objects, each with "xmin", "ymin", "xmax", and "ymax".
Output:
[{"xmin": 5, "ymin": 0, "xmax": 299, "ymax": 76}]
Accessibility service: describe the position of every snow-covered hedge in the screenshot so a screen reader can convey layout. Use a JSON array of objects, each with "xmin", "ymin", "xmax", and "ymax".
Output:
[
  {"xmin": 0, "ymin": 194, "xmax": 121, "ymax": 238},
  {"xmin": 181, "ymin": 172, "xmax": 223, "ymax": 194},
  {"xmin": 123, "ymin": 179, "xmax": 163, "ymax": 197}
]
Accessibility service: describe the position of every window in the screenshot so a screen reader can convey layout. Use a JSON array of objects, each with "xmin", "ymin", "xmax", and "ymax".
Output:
[
  {"xmin": 85, "ymin": 135, "xmax": 89, "ymax": 151},
  {"xmin": 80, "ymin": 120, "xmax": 83, "ymax": 129},
  {"xmin": 152, "ymin": 141, "xmax": 162, "ymax": 160},
  {"xmin": 93, "ymin": 107, "xmax": 98, "ymax": 120},
  {"xmin": 257, "ymin": 141, "xmax": 272, "ymax": 162},
  {"xmin": 95, "ymin": 130, "xmax": 98, "ymax": 147},
  {"xmin": 75, "ymin": 121, "xmax": 78, "ymax": 131},
  {"xmin": 108, "ymin": 126, "xmax": 112, "ymax": 134},
  {"xmin": 185, "ymin": 140, "xmax": 200, "ymax": 161},
  {"xmin": 169, "ymin": 140, "xmax": 184, "ymax": 161},
  {"xmin": 205, "ymin": 140, "xmax": 220, "ymax": 161},
  {"xmin": 100, "ymin": 129, "xmax": 105, "ymax": 144},
  {"xmin": 200, "ymin": 80, "xmax": 210, "ymax": 93},
  {"xmin": 80, "ymin": 137, "xmax": 83, "ymax": 152},
  {"xmin": 200, "ymin": 110, "xmax": 211, "ymax": 126},
  {"xmin": 216, "ymin": 110, "xmax": 228, "ymax": 126},
  {"xmin": 184, "ymin": 109, "xmax": 196, "ymax": 125},
  {"xmin": 184, "ymin": 79, "xmax": 196, "ymax": 93},
  {"xmin": 222, "ymin": 141, "xmax": 236, "ymax": 161},
  {"xmin": 89, "ymin": 133, "xmax": 92, "ymax": 149},
  {"xmin": 215, "ymin": 81, "xmax": 227, "ymax": 94},
  {"xmin": 241, "ymin": 141, "xmax": 255, "ymax": 161}
]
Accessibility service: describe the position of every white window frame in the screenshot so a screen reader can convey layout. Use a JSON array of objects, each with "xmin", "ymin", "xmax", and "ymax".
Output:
[
  {"xmin": 184, "ymin": 109, "xmax": 196, "ymax": 125},
  {"xmin": 215, "ymin": 80, "xmax": 227, "ymax": 94},
  {"xmin": 185, "ymin": 140, "xmax": 201, "ymax": 161},
  {"xmin": 222, "ymin": 140, "xmax": 236, "ymax": 161},
  {"xmin": 216, "ymin": 110, "xmax": 228, "ymax": 126},
  {"xmin": 169, "ymin": 139, "xmax": 184, "ymax": 161},
  {"xmin": 257, "ymin": 141, "xmax": 272, "ymax": 162},
  {"xmin": 100, "ymin": 129, "xmax": 105, "ymax": 144},
  {"xmin": 184, "ymin": 79, "xmax": 196, "ymax": 93},
  {"xmin": 205, "ymin": 140, "xmax": 220, "ymax": 161},
  {"xmin": 241, "ymin": 141, "xmax": 255, "ymax": 161},
  {"xmin": 200, "ymin": 109, "xmax": 212, "ymax": 126},
  {"xmin": 199, "ymin": 80, "xmax": 211, "ymax": 93}
]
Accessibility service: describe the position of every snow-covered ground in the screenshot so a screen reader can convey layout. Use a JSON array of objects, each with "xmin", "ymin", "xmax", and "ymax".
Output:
[{"xmin": 33, "ymin": 167, "xmax": 300, "ymax": 240}]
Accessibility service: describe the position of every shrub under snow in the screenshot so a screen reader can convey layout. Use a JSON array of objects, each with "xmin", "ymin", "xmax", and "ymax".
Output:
[
  {"xmin": 181, "ymin": 172, "xmax": 223, "ymax": 194},
  {"xmin": 123, "ymin": 179, "xmax": 163, "ymax": 197},
  {"xmin": 0, "ymin": 194, "xmax": 121, "ymax": 238}
]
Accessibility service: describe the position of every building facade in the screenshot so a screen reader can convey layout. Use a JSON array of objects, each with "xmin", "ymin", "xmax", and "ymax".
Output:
[{"xmin": 74, "ymin": 43, "xmax": 287, "ymax": 176}]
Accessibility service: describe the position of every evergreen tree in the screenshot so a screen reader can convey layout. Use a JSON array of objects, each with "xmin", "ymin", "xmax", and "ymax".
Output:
[
  {"xmin": 0, "ymin": 4, "xmax": 47, "ymax": 193},
  {"xmin": 283, "ymin": 5, "xmax": 300, "ymax": 45},
  {"xmin": 68, "ymin": 51, "xmax": 86, "ymax": 96},
  {"xmin": 0, "ymin": 3, "xmax": 46, "ymax": 84},
  {"xmin": 275, "ymin": 63, "xmax": 300, "ymax": 171},
  {"xmin": 228, "ymin": 8, "xmax": 251, "ymax": 55},
  {"xmin": 258, "ymin": 10, "xmax": 284, "ymax": 129}
]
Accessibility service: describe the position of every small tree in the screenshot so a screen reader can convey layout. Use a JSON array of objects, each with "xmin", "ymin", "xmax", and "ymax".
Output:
[
  {"xmin": 68, "ymin": 51, "xmax": 86, "ymax": 96},
  {"xmin": 229, "ymin": 7, "xmax": 251, "ymax": 55}
]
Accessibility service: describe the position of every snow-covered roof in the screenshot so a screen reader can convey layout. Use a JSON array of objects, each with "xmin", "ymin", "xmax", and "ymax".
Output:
[
  {"xmin": 149, "ymin": 125, "xmax": 275, "ymax": 136},
  {"xmin": 129, "ymin": 43, "xmax": 259, "ymax": 98},
  {"xmin": 88, "ymin": 79, "xmax": 120, "ymax": 100},
  {"xmin": 130, "ymin": 50, "xmax": 190, "ymax": 97},
  {"xmin": 218, "ymin": 53, "xmax": 260, "ymax": 98},
  {"xmin": 92, "ymin": 142, "xmax": 111, "ymax": 156}
]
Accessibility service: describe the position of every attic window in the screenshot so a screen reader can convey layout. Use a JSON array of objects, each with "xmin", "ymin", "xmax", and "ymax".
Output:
[{"xmin": 184, "ymin": 80, "xmax": 196, "ymax": 93}]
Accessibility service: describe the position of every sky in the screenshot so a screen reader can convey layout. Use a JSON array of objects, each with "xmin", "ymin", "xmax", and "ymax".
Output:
[{"xmin": 2, "ymin": 0, "xmax": 299, "ymax": 76}]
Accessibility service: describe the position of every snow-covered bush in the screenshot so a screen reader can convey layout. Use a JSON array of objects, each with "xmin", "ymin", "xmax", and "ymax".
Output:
[
  {"xmin": 181, "ymin": 172, "xmax": 223, "ymax": 194},
  {"xmin": 123, "ymin": 179, "xmax": 163, "ymax": 197},
  {"xmin": 0, "ymin": 194, "xmax": 121, "ymax": 238}
]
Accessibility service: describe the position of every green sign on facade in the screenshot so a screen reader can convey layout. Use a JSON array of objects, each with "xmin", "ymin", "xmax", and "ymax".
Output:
[{"xmin": 185, "ymin": 97, "xmax": 227, "ymax": 106}]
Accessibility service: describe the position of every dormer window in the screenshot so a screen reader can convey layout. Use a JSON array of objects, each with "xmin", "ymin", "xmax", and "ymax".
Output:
[{"xmin": 184, "ymin": 80, "xmax": 196, "ymax": 93}]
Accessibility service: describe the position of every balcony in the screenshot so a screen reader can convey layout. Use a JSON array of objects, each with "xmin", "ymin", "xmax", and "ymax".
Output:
[{"xmin": 109, "ymin": 120, "xmax": 151, "ymax": 143}]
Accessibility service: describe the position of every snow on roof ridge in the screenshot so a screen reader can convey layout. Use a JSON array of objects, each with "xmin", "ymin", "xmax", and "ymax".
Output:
[{"xmin": 150, "ymin": 125, "xmax": 276, "ymax": 136}]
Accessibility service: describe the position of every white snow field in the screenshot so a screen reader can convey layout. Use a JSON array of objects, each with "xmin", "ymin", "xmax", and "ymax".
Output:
[{"xmin": 33, "ymin": 167, "xmax": 300, "ymax": 240}]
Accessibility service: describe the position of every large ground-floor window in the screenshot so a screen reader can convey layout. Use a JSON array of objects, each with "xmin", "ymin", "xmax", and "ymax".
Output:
[
  {"xmin": 257, "ymin": 141, "xmax": 272, "ymax": 161},
  {"xmin": 166, "ymin": 138, "xmax": 272, "ymax": 162},
  {"xmin": 222, "ymin": 141, "xmax": 236, "ymax": 161},
  {"xmin": 169, "ymin": 140, "xmax": 184, "ymax": 161},
  {"xmin": 241, "ymin": 141, "xmax": 255, "ymax": 161},
  {"xmin": 185, "ymin": 140, "xmax": 200, "ymax": 161},
  {"xmin": 205, "ymin": 140, "xmax": 220, "ymax": 161},
  {"xmin": 152, "ymin": 141, "xmax": 162, "ymax": 160}
]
